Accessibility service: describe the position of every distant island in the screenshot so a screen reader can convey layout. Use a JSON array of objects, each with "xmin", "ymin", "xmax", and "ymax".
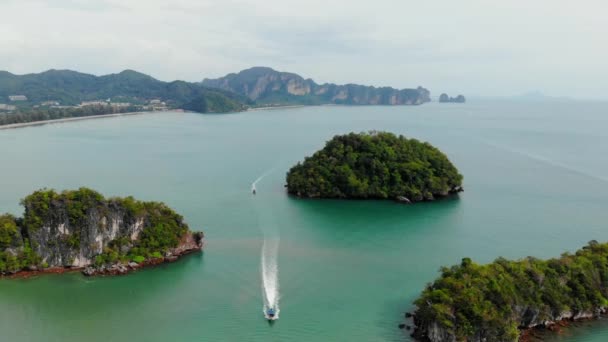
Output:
[
  {"xmin": 286, "ymin": 132, "xmax": 463, "ymax": 202},
  {"xmin": 203, "ymin": 67, "xmax": 431, "ymax": 106},
  {"xmin": 439, "ymin": 93, "xmax": 466, "ymax": 103},
  {"xmin": 0, "ymin": 188, "xmax": 203, "ymax": 277},
  {"xmin": 410, "ymin": 241, "xmax": 608, "ymax": 341}
]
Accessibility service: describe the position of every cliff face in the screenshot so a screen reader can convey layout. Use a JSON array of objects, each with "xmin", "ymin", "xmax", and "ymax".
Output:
[
  {"xmin": 413, "ymin": 307, "xmax": 607, "ymax": 342},
  {"xmin": 202, "ymin": 67, "xmax": 430, "ymax": 106},
  {"xmin": 27, "ymin": 201, "xmax": 145, "ymax": 267},
  {"xmin": 0, "ymin": 188, "xmax": 203, "ymax": 275},
  {"xmin": 411, "ymin": 242, "xmax": 608, "ymax": 341}
]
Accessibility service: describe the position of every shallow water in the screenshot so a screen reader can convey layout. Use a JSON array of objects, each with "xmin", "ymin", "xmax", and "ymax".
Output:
[{"xmin": 1, "ymin": 101, "xmax": 608, "ymax": 341}]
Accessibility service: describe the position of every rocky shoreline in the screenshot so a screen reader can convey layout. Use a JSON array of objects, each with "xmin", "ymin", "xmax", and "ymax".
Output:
[
  {"xmin": 83, "ymin": 232, "xmax": 203, "ymax": 276},
  {"xmin": 395, "ymin": 186, "xmax": 463, "ymax": 204},
  {"xmin": 404, "ymin": 308, "xmax": 608, "ymax": 341},
  {"xmin": 1, "ymin": 232, "xmax": 204, "ymax": 279}
]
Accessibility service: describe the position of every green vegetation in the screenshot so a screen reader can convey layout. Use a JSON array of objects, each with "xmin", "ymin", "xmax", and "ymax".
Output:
[
  {"xmin": 1, "ymin": 187, "xmax": 196, "ymax": 274},
  {"xmin": 0, "ymin": 214, "xmax": 20, "ymax": 249},
  {"xmin": 286, "ymin": 131, "xmax": 463, "ymax": 201},
  {"xmin": 0, "ymin": 69, "xmax": 252, "ymax": 126},
  {"xmin": 414, "ymin": 241, "xmax": 608, "ymax": 341},
  {"xmin": 0, "ymin": 104, "xmax": 140, "ymax": 126}
]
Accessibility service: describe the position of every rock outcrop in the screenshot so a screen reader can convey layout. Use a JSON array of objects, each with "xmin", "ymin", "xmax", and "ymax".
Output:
[
  {"xmin": 202, "ymin": 67, "xmax": 431, "ymax": 106},
  {"xmin": 0, "ymin": 188, "xmax": 203, "ymax": 276},
  {"xmin": 411, "ymin": 241, "xmax": 608, "ymax": 341},
  {"xmin": 438, "ymin": 93, "xmax": 466, "ymax": 103},
  {"xmin": 412, "ymin": 307, "xmax": 607, "ymax": 342}
]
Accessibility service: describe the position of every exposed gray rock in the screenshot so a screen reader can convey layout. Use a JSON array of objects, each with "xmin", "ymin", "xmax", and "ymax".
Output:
[
  {"xmin": 396, "ymin": 196, "xmax": 411, "ymax": 204},
  {"xmin": 27, "ymin": 202, "xmax": 147, "ymax": 268},
  {"xmin": 202, "ymin": 67, "xmax": 431, "ymax": 106}
]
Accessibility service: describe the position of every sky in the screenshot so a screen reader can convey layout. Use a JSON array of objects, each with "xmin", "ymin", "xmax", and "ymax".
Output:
[{"xmin": 1, "ymin": 0, "xmax": 607, "ymax": 99}]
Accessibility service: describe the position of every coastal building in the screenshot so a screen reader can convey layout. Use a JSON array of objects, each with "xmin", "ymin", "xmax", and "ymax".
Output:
[
  {"xmin": 110, "ymin": 102, "xmax": 132, "ymax": 108},
  {"xmin": 9, "ymin": 95, "xmax": 28, "ymax": 101},
  {"xmin": 80, "ymin": 100, "xmax": 109, "ymax": 107},
  {"xmin": 41, "ymin": 101, "xmax": 60, "ymax": 106},
  {"xmin": 0, "ymin": 104, "xmax": 17, "ymax": 111}
]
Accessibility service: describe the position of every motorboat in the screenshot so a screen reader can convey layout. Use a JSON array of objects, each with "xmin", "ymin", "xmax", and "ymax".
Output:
[{"xmin": 266, "ymin": 308, "xmax": 276, "ymax": 319}]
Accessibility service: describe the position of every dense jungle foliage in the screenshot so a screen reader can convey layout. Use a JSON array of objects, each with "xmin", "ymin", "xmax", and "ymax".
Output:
[
  {"xmin": 286, "ymin": 131, "xmax": 463, "ymax": 201},
  {"xmin": 0, "ymin": 188, "xmax": 191, "ymax": 273},
  {"xmin": 414, "ymin": 241, "xmax": 608, "ymax": 341}
]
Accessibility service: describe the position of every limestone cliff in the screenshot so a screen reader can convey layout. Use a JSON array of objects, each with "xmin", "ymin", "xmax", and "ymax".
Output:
[
  {"xmin": 410, "ymin": 241, "xmax": 608, "ymax": 341},
  {"xmin": 202, "ymin": 67, "xmax": 430, "ymax": 106},
  {"xmin": 0, "ymin": 188, "xmax": 203, "ymax": 275},
  {"xmin": 412, "ymin": 307, "xmax": 607, "ymax": 342}
]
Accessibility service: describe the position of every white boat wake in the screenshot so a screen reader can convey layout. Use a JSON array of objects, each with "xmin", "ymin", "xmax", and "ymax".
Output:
[
  {"xmin": 251, "ymin": 168, "xmax": 281, "ymax": 320},
  {"xmin": 261, "ymin": 237, "xmax": 280, "ymax": 320},
  {"xmin": 479, "ymin": 139, "xmax": 608, "ymax": 184},
  {"xmin": 251, "ymin": 169, "xmax": 274, "ymax": 194}
]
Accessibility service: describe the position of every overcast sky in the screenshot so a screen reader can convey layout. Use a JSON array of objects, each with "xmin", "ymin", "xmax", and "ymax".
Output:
[{"xmin": 1, "ymin": 0, "xmax": 607, "ymax": 99}]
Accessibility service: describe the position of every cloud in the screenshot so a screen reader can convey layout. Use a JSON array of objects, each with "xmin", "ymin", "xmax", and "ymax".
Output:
[{"xmin": 0, "ymin": 0, "xmax": 606, "ymax": 98}]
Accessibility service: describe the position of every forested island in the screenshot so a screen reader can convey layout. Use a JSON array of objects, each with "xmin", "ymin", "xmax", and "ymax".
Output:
[
  {"xmin": 411, "ymin": 241, "xmax": 608, "ymax": 341},
  {"xmin": 0, "ymin": 188, "xmax": 203, "ymax": 276},
  {"xmin": 286, "ymin": 132, "xmax": 463, "ymax": 202}
]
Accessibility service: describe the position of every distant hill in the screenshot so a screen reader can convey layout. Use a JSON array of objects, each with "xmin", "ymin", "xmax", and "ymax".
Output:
[
  {"xmin": 0, "ymin": 69, "xmax": 251, "ymax": 113},
  {"xmin": 202, "ymin": 67, "xmax": 430, "ymax": 106}
]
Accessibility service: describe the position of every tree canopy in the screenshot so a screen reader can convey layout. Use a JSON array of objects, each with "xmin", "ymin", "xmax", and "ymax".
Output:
[
  {"xmin": 286, "ymin": 131, "xmax": 463, "ymax": 201},
  {"xmin": 1, "ymin": 188, "xmax": 193, "ymax": 273},
  {"xmin": 413, "ymin": 241, "xmax": 608, "ymax": 341}
]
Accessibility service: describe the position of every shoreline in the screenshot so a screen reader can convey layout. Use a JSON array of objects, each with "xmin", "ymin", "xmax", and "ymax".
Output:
[
  {"xmin": 1, "ymin": 247, "xmax": 203, "ymax": 279},
  {"xmin": 0, "ymin": 110, "xmax": 163, "ymax": 131},
  {"xmin": 407, "ymin": 309, "xmax": 608, "ymax": 342},
  {"xmin": 247, "ymin": 105, "xmax": 306, "ymax": 111}
]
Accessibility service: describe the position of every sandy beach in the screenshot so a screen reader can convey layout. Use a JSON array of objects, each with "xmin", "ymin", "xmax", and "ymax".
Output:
[{"xmin": 0, "ymin": 111, "xmax": 157, "ymax": 130}]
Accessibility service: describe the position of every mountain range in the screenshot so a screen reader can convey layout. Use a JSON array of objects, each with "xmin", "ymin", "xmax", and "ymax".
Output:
[
  {"xmin": 0, "ymin": 69, "xmax": 250, "ymax": 113},
  {"xmin": 0, "ymin": 67, "xmax": 431, "ymax": 113},
  {"xmin": 203, "ymin": 67, "xmax": 430, "ymax": 106}
]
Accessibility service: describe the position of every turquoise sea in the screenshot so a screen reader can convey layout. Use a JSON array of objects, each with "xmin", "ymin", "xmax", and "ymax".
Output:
[{"xmin": 1, "ymin": 101, "xmax": 608, "ymax": 341}]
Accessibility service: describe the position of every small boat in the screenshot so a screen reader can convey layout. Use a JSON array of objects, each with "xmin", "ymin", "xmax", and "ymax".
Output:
[
  {"xmin": 252, "ymin": 188, "xmax": 257, "ymax": 195},
  {"xmin": 266, "ymin": 308, "xmax": 276, "ymax": 319}
]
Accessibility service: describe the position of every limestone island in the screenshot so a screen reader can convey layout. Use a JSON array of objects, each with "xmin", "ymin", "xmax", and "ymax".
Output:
[
  {"xmin": 409, "ymin": 241, "xmax": 608, "ymax": 341},
  {"xmin": 0, "ymin": 188, "xmax": 203, "ymax": 277},
  {"xmin": 286, "ymin": 131, "xmax": 463, "ymax": 202},
  {"xmin": 439, "ymin": 93, "xmax": 466, "ymax": 103}
]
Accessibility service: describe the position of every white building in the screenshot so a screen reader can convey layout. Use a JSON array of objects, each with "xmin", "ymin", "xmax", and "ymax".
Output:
[
  {"xmin": 41, "ymin": 101, "xmax": 60, "ymax": 106},
  {"xmin": 80, "ymin": 101, "xmax": 109, "ymax": 107},
  {"xmin": 0, "ymin": 104, "xmax": 16, "ymax": 111},
  {"xmin": 9, "ymin": 95, "xmax": 27, "ymax": 101}
]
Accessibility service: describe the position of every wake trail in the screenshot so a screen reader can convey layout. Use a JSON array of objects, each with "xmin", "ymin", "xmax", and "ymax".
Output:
[
  {"xmin": 251, "ymin": 168, "xmax": 281, "ymax": 320},
  {"xmin": 261, "ymin": 237, "xmax": 280, "ymax": 319},
  {"xmin": 477, "ymin": 138, "xmax": 608, "ymax": 185},
  {"xmin": 251, "ymin": 168, "xmax": 275, "ymax": 193}
]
